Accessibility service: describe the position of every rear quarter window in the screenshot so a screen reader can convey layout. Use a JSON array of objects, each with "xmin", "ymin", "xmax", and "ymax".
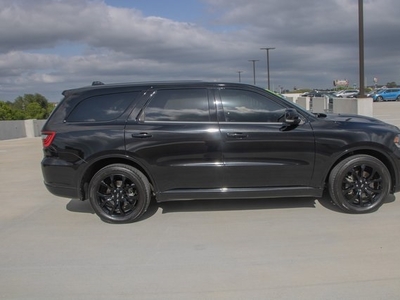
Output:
[{"xmin": 67, "ymin": 92, "xmax": 139, "ymax": 122}]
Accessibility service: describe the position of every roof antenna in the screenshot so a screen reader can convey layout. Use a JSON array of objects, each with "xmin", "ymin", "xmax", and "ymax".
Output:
[{"xmin": 92, "ymin": 81, "xmax": 104, "ymax": 86}]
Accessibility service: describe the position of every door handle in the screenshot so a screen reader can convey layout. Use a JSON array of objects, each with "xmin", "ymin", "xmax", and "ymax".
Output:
[
  {"xmin": 226, "ymin": 132, "xmax": 248, "ymax": 138},
  {"xmin": 131, "ymin": 132, "xmax": 153, "ymax": 138}
]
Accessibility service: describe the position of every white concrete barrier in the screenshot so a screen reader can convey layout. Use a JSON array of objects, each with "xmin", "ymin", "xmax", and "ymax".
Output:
[
  {"xmin": 311, "ymin": 97, "xmax": 328, "ymax": 113},
  {"xmin": 24, "ymin": 119, "xmax": 45, "ymax": 138},
  {"xmin": 0, "ymin": 119, "xmax": 46, "ymax": 140},
  {"xmin": 286, "ymin": 94, "xmax": 373, "ymax": 117},
  {"xmin": 333, "ymin": 97, "xmax": 373, "ymax": 117},
  {"xmin": 296, "ymin": 97, "xmax": 311, "ymax": 110},
  {"xmin": 0, "ymin": 120, "xmax": 26, "ymax": 140},
  {"xmin": 284, "ymin": 96, "xmax": 295, "ymax": 103},
  {"xmin": 283, "ymin": 93, "xmax": 301, "ymax": 102}
]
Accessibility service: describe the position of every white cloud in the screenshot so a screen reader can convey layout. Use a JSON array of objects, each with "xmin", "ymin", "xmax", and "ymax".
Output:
[{"xmin": 0, "ymin": 0, "xmax": 399, "ymax": 101}]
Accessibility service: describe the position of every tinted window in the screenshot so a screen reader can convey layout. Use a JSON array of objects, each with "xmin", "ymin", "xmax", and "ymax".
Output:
[
  {"xmin": 220, "ymin": 89, "xmax": 285, "ymax": 122},
  {"xmin": 143, "ymin": 89, "xmax": 210, "ymax": 122},
  {"xmin": 67, "ymin": 92, "xmax": 138, "ymax": 122}
]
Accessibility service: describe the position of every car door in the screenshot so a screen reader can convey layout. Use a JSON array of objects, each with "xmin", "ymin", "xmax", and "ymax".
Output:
[
  {"xmin": 216, "ymin": 87, "xmax": 316, "ymax": 189},
  {"xmin": 385, "ymin": 89, "xmax": 399, "ymax": 100},
  {"xmin": 124, "ymin": 88, "xmax": 223, "ymax": 199}
]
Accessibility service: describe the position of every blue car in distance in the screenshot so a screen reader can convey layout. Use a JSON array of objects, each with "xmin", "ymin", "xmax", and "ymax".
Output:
[{"xmin": 373, "ymin": 88, "xmax": 400, "ymax": 102}]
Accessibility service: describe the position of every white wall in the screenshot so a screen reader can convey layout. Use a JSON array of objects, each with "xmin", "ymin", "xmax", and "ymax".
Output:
[{"xmin": 0, "ymin": 119, "xmax": 46, "ymax": 140}]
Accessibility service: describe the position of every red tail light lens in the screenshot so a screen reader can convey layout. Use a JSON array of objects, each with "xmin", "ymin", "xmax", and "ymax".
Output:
[{"xmin": 41, "ymin": 131, "xmax": 56, "ymax": 148}]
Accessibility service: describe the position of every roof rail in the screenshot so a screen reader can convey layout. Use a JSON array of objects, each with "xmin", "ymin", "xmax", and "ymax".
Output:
[{"xmin": 92, "ymin": 81, "xmax": 105, "ymax": 86}]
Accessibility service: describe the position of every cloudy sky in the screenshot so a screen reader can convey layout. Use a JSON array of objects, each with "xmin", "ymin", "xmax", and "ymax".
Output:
[{"xmin": 0, "ymin": 0, "xmax": 399, "ymax": 102}]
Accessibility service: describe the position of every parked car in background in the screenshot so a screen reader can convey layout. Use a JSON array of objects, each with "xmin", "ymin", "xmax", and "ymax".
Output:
[
  {"xmin": 334, "ymin": 90, "xmax": 359, "ymax": 98},
  {"xmin": 333, "ymin": 90, "xmax": 344, "ymax": 97},
  {"xmin": 301, "ymin": 90, "xmax": 325, "ymax": 98},
  {"xmin": 347, "ymin": 92, "xmax": 360, "ymax": 98},
  {"xmin": 367, "ymin": 89, "xmax": 384, "ymax": 98},
  {"xmin": 372, "ymin": 88, "xmax": 400, "ymax": 102}
]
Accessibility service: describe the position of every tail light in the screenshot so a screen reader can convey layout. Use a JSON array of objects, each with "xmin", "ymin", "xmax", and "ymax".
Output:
[{"xmin": 41, "ymin": 131, "xmax": 56, "ymax": 148}]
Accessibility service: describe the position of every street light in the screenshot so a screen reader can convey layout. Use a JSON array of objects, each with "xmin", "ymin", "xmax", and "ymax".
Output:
[
  {"xmin": 260, "ymin": 47, "xmax": 275, "ymax": 90},
  {"xmin": 248, "ymin": 60, "xmax": 259, "ymax": 85}
]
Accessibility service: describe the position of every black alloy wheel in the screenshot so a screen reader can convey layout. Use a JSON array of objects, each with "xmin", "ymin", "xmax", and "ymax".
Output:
[
  {"xmin": 329, "ymin": 155, "xmax": 390, "ymax": 213},
  {"xmin": 89, "ymin": 164, "xmax": 151, "ymax": 223}
]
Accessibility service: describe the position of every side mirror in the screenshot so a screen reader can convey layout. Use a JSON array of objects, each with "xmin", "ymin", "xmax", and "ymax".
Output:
[{"xmin": 284, "ymin": 108, "xmax": 301, "ymax": 126}]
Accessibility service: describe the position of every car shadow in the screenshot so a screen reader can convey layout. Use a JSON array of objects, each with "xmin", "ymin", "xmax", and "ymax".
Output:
[
  {"xmin": 66, "ymin": 197, "xmax": 317, "ymax": 218},
  {"xmin": 316, "ymin": 191, "xmax": 343, "ymax": 213},
  {"xmin": 66, "ymin": 197, "xmax": 162, "ymax": 222},
  {"xmin": 66, "ymin": 199, "xmax": 95, "ymax": 214},
  {"xmin": 66, "ymin": 192, "xmax": 397, "ymax": 221},
  {"xmin": 158, "ymin": 197, "xmax": 317, "ymax": 214}
]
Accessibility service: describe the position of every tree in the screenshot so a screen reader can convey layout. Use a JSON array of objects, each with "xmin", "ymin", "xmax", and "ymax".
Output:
[
  {"xmin": 9, "ymin": 93, "xmax": 53, "ymax": 120},
  {"xmin": 13, "ymin": 93, "xmax": 49, "ymax": 110},
  {"xmin": 386, "ymin": 82, "xmax": 397, "ymax": 88},
  {"xmin": 0, "ymin": 101, "xmax": 14, "ymax": 120},
  {"xmin": 0, "ymin": 101, "xmax": 26, "ymax": 120},
  {"xmin": 25, "ymin": 102, "xmax": 47, "ymax": 119}
]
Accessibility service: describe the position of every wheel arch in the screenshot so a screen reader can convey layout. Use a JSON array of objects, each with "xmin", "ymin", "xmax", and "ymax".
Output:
[
  {"xmin": 79, "ymin": 156, "xmax": 155, "ymax": 200},
  {"xmin": 324, "ymin": 149, "xmax": 397, "ymax": 193}
]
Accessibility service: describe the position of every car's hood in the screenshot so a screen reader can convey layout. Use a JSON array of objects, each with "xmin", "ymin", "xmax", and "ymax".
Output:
[
  {"xmin": 325, "ymin": 113, "xmax": 383, "ymax": 123},
  {"xmin": 314, "ymin": 112, "xmax": 399, "ymax": 130}
]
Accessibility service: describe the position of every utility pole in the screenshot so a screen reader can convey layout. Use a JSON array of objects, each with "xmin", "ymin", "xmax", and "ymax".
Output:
[
  {"xmin": 248, "ymin": 60, "xmax": 259, "ymax": 85},
  {"xmin": 260, "ymin": 47, "xmax": 275, "ymax": 90},
  {"xmin": 358, "ymin": 0, "xmax": 365, "ymax": 97},
  {"xmin": 237, "ymin": 71, "xmax": 242, "ymax": 82}
]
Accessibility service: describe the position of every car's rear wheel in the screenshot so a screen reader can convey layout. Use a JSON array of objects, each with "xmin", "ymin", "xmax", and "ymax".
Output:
[
  {"xmin": 396, "ymin": 96, "xmax": 400, "ymax": 101},
  {"xmin": 88, "ymin": 164, "xmax": 151, "ymax": 223},
  {"xmin": 328, "ymin": 155, "xmax": 390, "ymax": 213}
]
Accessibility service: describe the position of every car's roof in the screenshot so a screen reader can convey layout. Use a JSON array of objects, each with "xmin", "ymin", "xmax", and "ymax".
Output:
[{"xmin": 62, "ymin": 81, "xmax": 257, "ymax": 96}]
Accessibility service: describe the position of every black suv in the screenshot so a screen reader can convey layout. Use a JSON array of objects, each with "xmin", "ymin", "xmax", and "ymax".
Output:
[{"xmin": 41, "ymin": 81, "xmax": 400, "ymax": 223}]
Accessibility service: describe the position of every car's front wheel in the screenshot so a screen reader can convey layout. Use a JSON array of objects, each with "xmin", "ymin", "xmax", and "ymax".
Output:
[
  {"xmin": 88, "ymin": 164, "xmax": 151, "ymax": 223},
  {"xmin": 328, "ymin": 155, "xmax": 390, "ymax": 213},
  {"xmin": 376, "ymin": 96, "xmax": 384, "ymax": 102}
]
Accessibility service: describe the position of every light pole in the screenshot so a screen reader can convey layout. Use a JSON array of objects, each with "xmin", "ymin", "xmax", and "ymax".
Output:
[
  {"xmin": 248, "ymin": 60, "xmax": 259, "ymax": 85},
  {"xmin": 358, "ymin": 0, "xmax": 365, "ymax": 97},
  {"xmin": 260, "ymin": 47, "xmax": 275, "ymax": 90},
  {"xmin": 237, "ymin": 71, "xmax": 242, "ymax": 82}
]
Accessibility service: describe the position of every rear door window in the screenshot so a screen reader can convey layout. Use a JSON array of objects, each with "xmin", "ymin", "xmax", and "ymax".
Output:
[{"xmin": 143, "ymin": 89, "xmax": 210, "ymax": 122}]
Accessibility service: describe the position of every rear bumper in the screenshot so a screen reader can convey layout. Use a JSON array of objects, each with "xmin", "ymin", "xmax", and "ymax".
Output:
[
  {"xmin": 41, "ymin": 157, "xmax": 81, "ymax": 199},
  {"xmin": 43, "ymin": 181, "xmax": 80, "ymax": 199}
]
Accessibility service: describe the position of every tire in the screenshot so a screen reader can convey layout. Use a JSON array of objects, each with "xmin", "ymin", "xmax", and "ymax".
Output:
[
  {"xmin": 396, "ymin": 96, "xmax": 400, "ymax": 101},
  {"xmin": 88, "ymin": 164, "xmax": 151, "ymax": 223},
  {"xmin": 328, "ymin": 155, "xmax": 390, "ymax": 214},
  {"xmin": 376, "ymin": 96, "xmax": 383, "ymax": 102}
]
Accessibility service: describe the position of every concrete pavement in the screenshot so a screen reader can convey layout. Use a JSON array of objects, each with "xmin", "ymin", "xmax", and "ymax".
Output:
[{"xmin": 1, "ymin": 102, "xmax": 400, "ymax": 299}]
